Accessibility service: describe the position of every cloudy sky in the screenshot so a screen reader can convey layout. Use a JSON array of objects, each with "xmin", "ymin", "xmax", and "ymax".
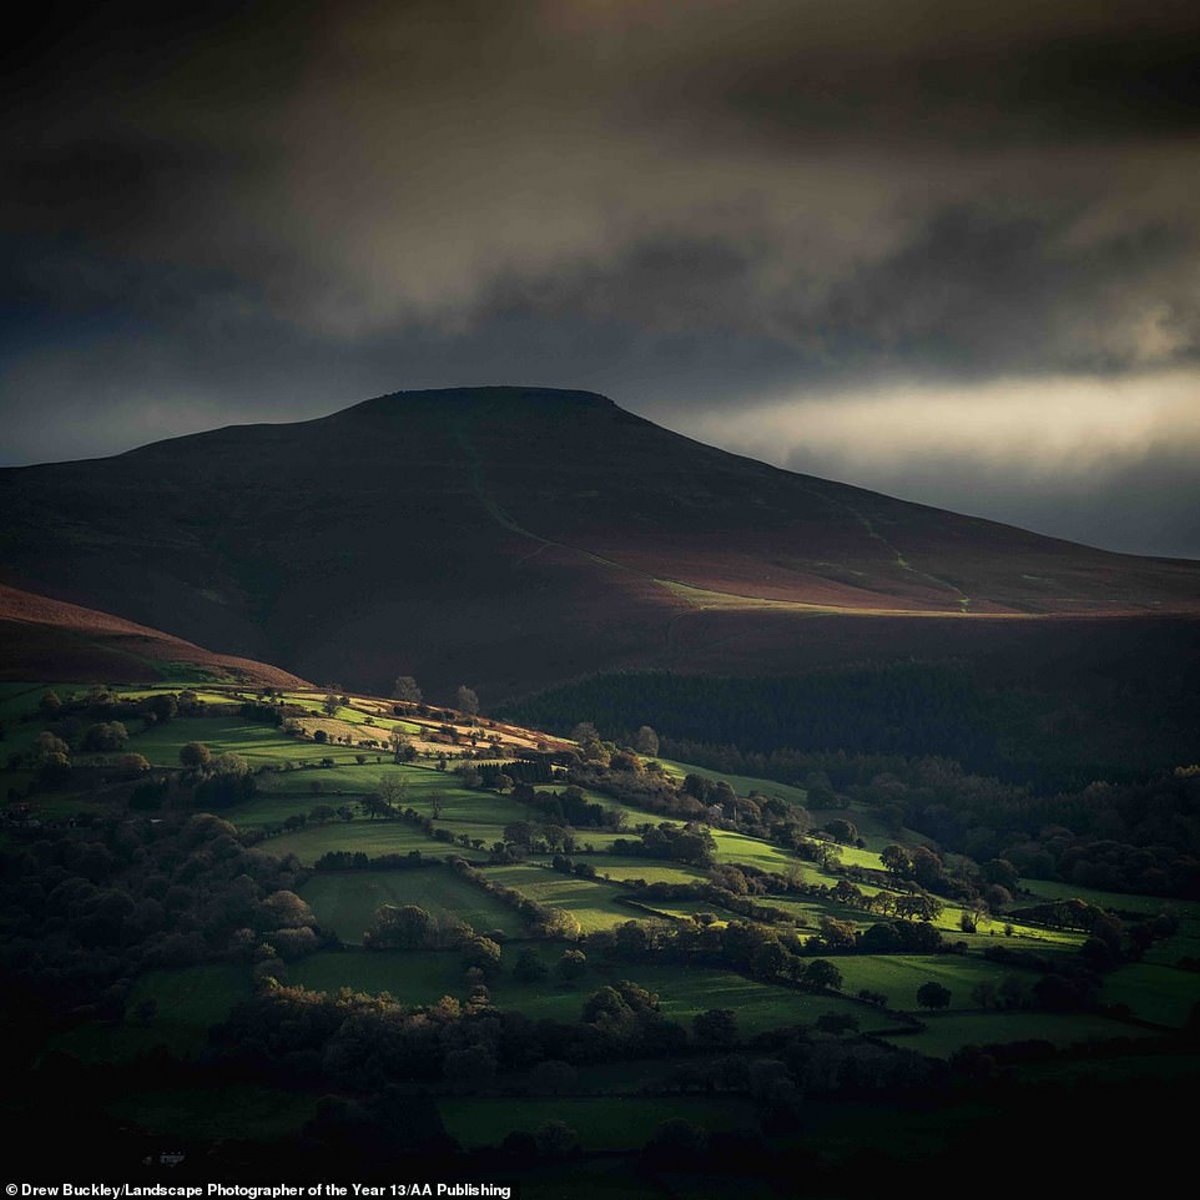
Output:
[{"xmin": 3, "ymin": 0, "xmax": 1199, "ymax": 556}]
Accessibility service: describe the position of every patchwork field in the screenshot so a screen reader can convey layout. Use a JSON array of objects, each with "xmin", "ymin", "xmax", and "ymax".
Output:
[
  {"xmin": 9, "ymin": 678, "xmax": 1195, "ymax": 1176},
  {"xmin": 300, "ymin": 867, "xmax": 529, "ymax": 942},
  {"xmin": 291, "ymin": 945, "xmax": 858, "ymax": 1035}
]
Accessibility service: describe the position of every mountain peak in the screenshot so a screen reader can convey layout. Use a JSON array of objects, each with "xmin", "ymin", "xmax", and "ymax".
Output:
[{"xmin": 346, "ymin": 385, "xmax": 617, "ymax": 418}]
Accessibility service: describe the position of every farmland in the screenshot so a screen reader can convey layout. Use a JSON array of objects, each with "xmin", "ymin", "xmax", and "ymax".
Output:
[
  {"xmin": 4, "ymin": 679, "xmax": 1197, "ymax": 1184},
  {"xmin": 300, "ymin": 869, "xmax": 528, "ymax": 942}
]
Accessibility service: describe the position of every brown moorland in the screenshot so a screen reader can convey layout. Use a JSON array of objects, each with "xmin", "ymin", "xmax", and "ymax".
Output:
[{"xmin": 0, "ymin": 583, "xmax": 310, "ymax": 687}]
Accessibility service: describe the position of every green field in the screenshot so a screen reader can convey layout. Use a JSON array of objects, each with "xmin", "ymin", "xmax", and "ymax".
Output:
[
  {"xmin": 835, "ymin": 953, "xmax": 1033, "ymax": 1011},
  {"xmin": 291, "ymin": 947, "xmax": 857, "ymax": 1035},
  {"xmin": 591, "ymin": 858, "xmax": 710, "ymax": 886},
  {"xmin": 128, "ymin": 716, "xmax": 365, "ymax": 769},
  {"xmin": 656, "ymin": 759, "xmax": 808, "ymax": 808},
  {"xmin": 710, "ymin": 830, "xmax": 805, "ymax": 873},
  {"xmin": 881, "ymin": 1010, "xmax": 1152, "ymax": 1058},
  {"xmin": 440, "ymin": 1095, "xmax": 760, "ymax": 1149},
  {"xmin": 1099, "ymin": 963, "xmax": 1200, "ymax": 1027},
  {"xmin": 258, "ymin": 822, "xmax": 470, "ymax": 864},
  {"xmin": 483, "ymin": 864, "xmax": 646, "ymax": 931},
  {"xmin": 48, "ymin": 963, "xmax": 250, "ymax": 1064},
  {"xmin": 300, "ymin": 867, "xmax": 529, "ymax": 942},
  {"xmin": 1021, "ymin": 878, "xmax": 1197, "ymax": 918}
]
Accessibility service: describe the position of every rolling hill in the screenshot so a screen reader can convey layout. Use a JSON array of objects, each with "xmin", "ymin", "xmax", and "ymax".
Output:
[
  {"xmin": 1, "ymin": 386, "xmax": 1198, "ymax": 699},
  {"xmin": 0, "ymin": 582, "xmax": 310, "ymax": 687}
]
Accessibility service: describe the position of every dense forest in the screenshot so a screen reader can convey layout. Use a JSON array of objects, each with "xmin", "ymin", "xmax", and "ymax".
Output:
[{"xmin": 500, "ymin": 659, "xmax": 1198, "ymax": 793}]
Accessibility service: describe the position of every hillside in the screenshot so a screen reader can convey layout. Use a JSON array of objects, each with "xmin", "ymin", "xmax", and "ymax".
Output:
[
  {"xmin": 1, "ymin": 386, "xmax": 1197, "ymax": 700},
  {"xmin": 0, "ymin": 582, "xmax": 310, "ymax": 687}
]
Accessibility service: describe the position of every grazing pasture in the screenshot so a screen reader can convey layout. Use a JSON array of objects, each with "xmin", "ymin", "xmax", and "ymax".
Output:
[
  {"xmin": 48, "ymin": 964, "xmax": 250, "ymax": 1064},
  {"xmin": 483, "ymin": 863, "xmax": 644, "ymax": 931},
  {"xmin": 300, "ymin": 867, "xmax": 528, "ymax": 942},
  {"xmin": 257, "ymin": 821, "xmax": 463, "ymax": 864},
  {"xmin": 1099, "ymin": 963, "xmax": 1200, "ymax": 1027},
  {"xmin": 881, "ymin": 1011, "xmax": 1153, "ymax": 1058}
]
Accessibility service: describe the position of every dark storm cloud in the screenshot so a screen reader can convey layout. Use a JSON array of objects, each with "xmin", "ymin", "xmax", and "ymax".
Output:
[{"xmin": 2, "ymin": 0, "xmax": 1199, "ymax": 553}]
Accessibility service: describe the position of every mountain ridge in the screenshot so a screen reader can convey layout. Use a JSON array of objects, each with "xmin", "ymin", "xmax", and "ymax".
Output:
[{"xmin": 1, "ymin": 385, "xmax": 1197, "ymax": 699}]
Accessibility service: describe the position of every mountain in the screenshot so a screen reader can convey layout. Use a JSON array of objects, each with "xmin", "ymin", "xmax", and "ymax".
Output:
[{"xmin": 1, "ymin": 386, "xmax": 1198, "ymax": 700}]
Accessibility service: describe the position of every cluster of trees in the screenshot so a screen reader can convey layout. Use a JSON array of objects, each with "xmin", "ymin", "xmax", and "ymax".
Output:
[
  {"xmin": 0, "ymin": 812, "xmax": 329, "ymax": 1021},
  {"xmin": 578, "ymin": 916, "xmax": 949, "ymax": 983},
  {"xmin": 313, "ymin": 850, "xmax": 433, "ymax": 871},
  {"xmin": 610, "ymin": 822, "xmax": 718, "ymax": 867},
  {"xmin": 178, "ymin": 743, "xmax": 258, "ymax": 809},
  {"xmin": 364, "ymin": 903, "xmax": 475, "ymax": 951},
  {"xmin": 210, "ymin": 974, "xmax": 934, "ymax": 1098}
]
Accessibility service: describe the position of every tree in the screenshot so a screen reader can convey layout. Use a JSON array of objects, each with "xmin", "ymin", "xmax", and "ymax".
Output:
[
  {"xmin": 557, "ymin": 948, "xmax": 587, "ymax": 982},
  {"xmin": 179, "ymin": 741, "xmax": 211, "ymax": 770},
  {"xmin": 212, "ymin": 751, "xmax": 249, "ymax": 776},
  {"xmin": 982, "ymin": 858, "xmax": 1020, "ymax": 889},
  {"xmin": 389, "ymin": 727, "xmax": 416, "ymax": 763},
  {"xmin": 750, "ymin": 939, "xmax": 787, "ymax": 980},
  {"xmin": 366, "ymin": 903, "xmax": 436, "ymax": 949},
  {"xmin": 503, "ymin": 820, "xmax": 535, "ymax": 848},
  {"xmin": 145, "ymin": 693, "xmax": 178, "ymax": 724},
  {"xmin": 261, "ymin": 889, "xmax": 316, "ymax": 930},
  {"xmin": 895, "ymin": 893, "xmax": 943, "ymax": 923},
  {"xmin": 693, "ymin": 1008, "xmax": 737, "ymax": 1048},
  {"xmin": 634, "ymin": 725, "xmax": 659, "ymax": 756},
  {"xmin": 513, "ymin": 947, "xmax": 549, "ymax": 982},
  {"xmin": 322, "ymin": 693, "xmax": 340, "ymax": 716},
  {"xmin": 80, "ymin": 721, "xmax": 128, "ymax": 752},
  {"xmin": 917, "ymin": 981, "xmax": 952, "ymax": 1011},
  {"xmin": 360, "ymin": 793, "xmax": 394, "ymax": 820},
  {"xmin": 802, "ymin": 959, "xmax": 843, "ymax": 991},
  {"xmin": 455, "ymin": 685, "xmax": 480, "ymax": 717},
  {"xmin": 880, "ymin": 845, "xmax": 912, "ymax": 879},
  {"xmin": 462, "ymin": 935, "xmax": 502, "ymax": 979},
  {"xmin": 392, "ymin": 675, "xmax": 422, "ymax": 703},
  {"xmin": 824, "ymin": 818, "xmax": 858, "ymax": 844}
]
